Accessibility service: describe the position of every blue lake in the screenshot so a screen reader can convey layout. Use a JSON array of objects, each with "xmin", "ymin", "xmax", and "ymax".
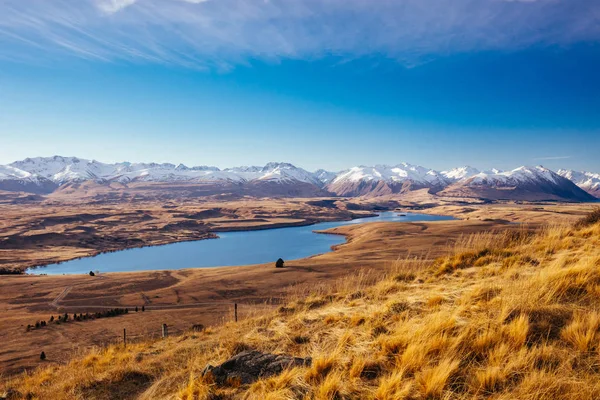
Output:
[{"xmin": 28, "ymin": 212, "xmax": 455, "ymax": 275}]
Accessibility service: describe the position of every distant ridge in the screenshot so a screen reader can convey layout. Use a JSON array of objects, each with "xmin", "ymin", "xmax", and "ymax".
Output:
[
  {"xmin": 439, "ymin": 166, "xmax": 595, "ymax": 202},
  {"xmin": 557, "ymin": 169, "xmax": 600, "ymax": 198},
  {"xmin": 0, "ymin": 156, "xmax": 597, "ymax": 202}
]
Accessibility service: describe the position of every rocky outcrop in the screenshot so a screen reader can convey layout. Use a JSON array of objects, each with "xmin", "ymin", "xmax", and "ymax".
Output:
[{"xmin": 203, "ymin": 350, "xmax": 312, "ymax": 385}]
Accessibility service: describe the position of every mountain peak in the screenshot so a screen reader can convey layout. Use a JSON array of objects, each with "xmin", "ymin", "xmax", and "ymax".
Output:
[
  {"xmin": 1, "ymin": 156, "xmax": 598, "ymax": 200},
  {"xmin": 441, "ymin": 166, "xmax": 480, "ymax": 181},
  {"xmin": 262, "ymin": 162, "xmax": 297, "ymax": 171}
]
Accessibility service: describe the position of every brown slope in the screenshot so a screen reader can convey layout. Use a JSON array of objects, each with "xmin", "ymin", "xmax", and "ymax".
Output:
[
  {"xmin": 327, "ymin": 179, "xmax": 444, "ymax": 197},
  {"xmin": 0, "ymin": 178, "xmax": 58, "ymax": 195},
  {"xmin": 47, "ymin": 179, "xmax": 331, "ymax": 201},
  {"xmin": 440, "ymin": 175, "xmax": 596, "ymax": 202}
]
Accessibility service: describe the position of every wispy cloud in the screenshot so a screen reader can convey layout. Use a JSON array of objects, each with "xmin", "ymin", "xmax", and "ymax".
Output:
[
  {"xmin": 96, "ymin": 0, "xmax": 139, "ymax": 14},
  {"xmin": 534, "ymin": 156, "xmax": 572, "ymax": 161},
  {"xmin": 0, "ymin": 0, "xmax": 598, "ymax": 69}
]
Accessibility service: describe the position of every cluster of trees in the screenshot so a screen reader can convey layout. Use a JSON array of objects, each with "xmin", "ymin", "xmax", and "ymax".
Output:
[
  {"xmin": 0, "ymin": 267, "xmax": 23, "ymax": 275},
  {"xmin": 93, "ymin": 308, "xmax": 130, "ymax": 319},
  {"xmin": 25, "ymin": 307, "xmax": 144, "ymax": 332}
]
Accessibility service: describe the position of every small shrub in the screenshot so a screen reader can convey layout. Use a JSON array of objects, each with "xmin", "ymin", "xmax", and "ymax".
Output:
[
  {"xmin": 278, "ymin": 306, "xmax": 295, "ymax": 314},
  {"xmin": 505, "ymin": 306, "xmax": 572, "ymax": 345},
  {"xmin": 371, "ymin": 324, "xmax": 389, "ymax": 337},
  {"xmin": 346, "ymin": 290, "xmax": 364, "ymax": 300},
  {"xmin": 575, "ymin": 207, "xmax": 600, "ymax": 228},
  {"xmin": 349, "ymin": 358, "xmax": 383, "ymax": 380},
  {"xmin": 292, "ymin": 335, "xmax": 310, "ymax": 344},
  {"xmin": 394, "ymin": 272, "xmax": 416, "ymax": 282},
  {"xmin": 305, "ymin": 356, "xmax": 335, "ymax": 383},
  {"xmin": 387, "ymin": 301, "xmax": 410, "ymax": 315}
]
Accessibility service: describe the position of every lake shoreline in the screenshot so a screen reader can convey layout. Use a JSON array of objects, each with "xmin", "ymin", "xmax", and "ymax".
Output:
[{"xmin": 25, "ymin": 210, "xmax": 382, "ymax": 274}]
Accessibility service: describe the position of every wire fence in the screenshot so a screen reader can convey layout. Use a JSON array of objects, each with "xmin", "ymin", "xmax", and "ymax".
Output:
[{"xmin": 63, "ymin": 301, "xmax": 281, "ymax": 349}]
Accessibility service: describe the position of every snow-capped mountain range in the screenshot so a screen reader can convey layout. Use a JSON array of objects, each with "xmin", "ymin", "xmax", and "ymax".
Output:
[
  {"xmin": 557, "ymin": 170, "xmax": 600, "ymax": 198},
  {"xmin": 8, "ymin": 157, "xmax": 320, "ymax": 186},
  {"xmin": 0, "ymin": 156, "xmax": 597, "ymax": 201},
  {"xmin": 328, "ymin": 163, "xmax": 449, "ymax": 197},
  {"xmin": 439, "ymin": 166, "xmax": 595, "ymax": 202}
]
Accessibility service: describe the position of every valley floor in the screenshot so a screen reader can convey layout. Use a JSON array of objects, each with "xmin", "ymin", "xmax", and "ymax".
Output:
[
  {"xmin": 0, "ymin": 205, "xmax": 599, "ymax": 399},
  {"xmin": 0, "ymin": 200, "xmax": 595, "ymax": 392}
]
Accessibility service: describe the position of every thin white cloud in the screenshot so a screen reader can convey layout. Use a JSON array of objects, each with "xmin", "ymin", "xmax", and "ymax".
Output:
[
  {"xmin": 0, "ymin": 0, "xmax": 597, "ymax": 69},
  {"xmin": 96, "ymin": 0, "xmax": 138, "ymax": 14},
  {"xmin": 534, "ymin": 156, "xmax": 572, "ymax": 161}
]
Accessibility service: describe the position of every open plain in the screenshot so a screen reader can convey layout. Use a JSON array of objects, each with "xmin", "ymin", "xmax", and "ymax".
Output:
[{"xmin": 0, "ymin": 197, "xmax": 596, "ymax": 378}]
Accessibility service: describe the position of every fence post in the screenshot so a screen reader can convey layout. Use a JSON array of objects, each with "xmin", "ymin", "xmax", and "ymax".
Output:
[
  {"xmin": 235, "ymin": 303, "xmax": 238, "ymax": 322},
  {"xmin": 162, "ymin": 323, "xmax": 168, "ymax": 338},
  {"xmin": 123, "ymin": 328, "xmax": 127, "ymax": 348}
]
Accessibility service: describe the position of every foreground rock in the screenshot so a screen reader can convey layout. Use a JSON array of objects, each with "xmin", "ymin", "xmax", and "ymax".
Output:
[{"xmin": 203, "ymin": 350, "xmax": 312, "ymax": 385}]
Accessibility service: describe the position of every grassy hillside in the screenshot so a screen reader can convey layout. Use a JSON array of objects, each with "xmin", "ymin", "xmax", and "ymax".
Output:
[{"xmin": 2, "ymin": 209, "xmax": 600, "ymax": 400}]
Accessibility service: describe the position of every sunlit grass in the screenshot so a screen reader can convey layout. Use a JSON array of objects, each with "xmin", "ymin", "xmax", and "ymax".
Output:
[{"xmin": 2, "ymin": 212, "xmax": 600, "ymax": 399}]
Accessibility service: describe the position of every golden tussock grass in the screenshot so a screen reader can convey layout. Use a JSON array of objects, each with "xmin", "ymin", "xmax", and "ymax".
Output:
[{"xmin": 3, "ymin": 211, "xmax": 600, "ymax": 399}]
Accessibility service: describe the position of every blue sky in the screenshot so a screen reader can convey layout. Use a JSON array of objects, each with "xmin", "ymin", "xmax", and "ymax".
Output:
[{"xmin": 0, "ymin": 0, "xmax": 599, "ymax": 172}]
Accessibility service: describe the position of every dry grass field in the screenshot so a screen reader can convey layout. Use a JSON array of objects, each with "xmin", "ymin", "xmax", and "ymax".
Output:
[
  {"xmin": 2, "ymin": 207, "xmax": 600, "ymax": 399},
  {"xmin": 0, "ymin": 217, "xmax": 513, "ymax": 376},
  {"xmin": 0, "ymin": 201, "xmax": 592, "ymax": 398}
]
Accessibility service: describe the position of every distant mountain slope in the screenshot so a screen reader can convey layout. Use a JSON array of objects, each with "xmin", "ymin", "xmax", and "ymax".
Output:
[
  {"xmin": 9, "ymin": 157, "xmax": 322, "ymax": 186},
  {"xmin": 313, "ymin": 169, "xmax": 338, "ymax": 185},
  {"xmin": 441, "ymin": 166, "xmax": 480, "ymax": 181},
  {"xmin": 326, "ymin": 163, "xmax": 449, "ymax": 197},
  {"xmin": 557, "ymin": 169, "xmax": 600, "ymax": 198},
  {"xmin": 0, "ymin": 165, "xmax": 58, "ymax": 194},
  {"xmin": 0, "ymin": 156, "xmax": 596, "ymax": 202},
  {"xmin": 5, "ymin": 157, "xmax": 331, "ymax": 198},
  {"xmin": 440, "ymin": 166, "xmax": 595, "ymax": 202}
]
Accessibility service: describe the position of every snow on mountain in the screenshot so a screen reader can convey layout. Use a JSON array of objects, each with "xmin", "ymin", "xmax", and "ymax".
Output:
[
  {"xmin": 557, "ymin": 169, "xmax": 600, "ymax": 198},
  {"xmin": 253, "ymin": 162, "xmax": 322, "ymax": 185},
  {"xmin": 7, "ymin": 157, "xmax": 322, "ymax": 187},
  {"xmin": 223, "ymin": 166, "xmax": 262, "ymax": 173},
  {"xmin": 2, "ymin": 156, "xmax": 597, "ymax": 201},
  {"xmin": 313, "ymin": 169, "xmax": 338, "ymax": 185},
  {"xmin": 467, "ymin": 166, "xmax": 560, "ymax": 185},
  {"xmin": 0, "ymin": 164, "xmax": 57, "ymax": 194},
  {"xmin": 441, "ymin": 166, "xmax": 480, "ymax": 181},
  {"xmin": 327, "ymin": 163, "xmax": 449, "ymax": 197},
  {"xmin": 112, "ymin": 163, "xmax": 245, "ymax": 184},
  {"xmin": 441, "ymin": 166, "xmax": 595, "ymax": 202},
  {"xmin": 332, "ymin": 163, "xmax": 447, "ymax": 185},
  {"xmin": 0, "ymin": 165, "xmax": 32, "ymax": 180}
]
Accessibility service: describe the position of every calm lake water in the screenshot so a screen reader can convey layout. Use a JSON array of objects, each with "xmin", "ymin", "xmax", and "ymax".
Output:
[{"xmin": 28, "ymin": 212, "xmax": 454, "ymax": 275}]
